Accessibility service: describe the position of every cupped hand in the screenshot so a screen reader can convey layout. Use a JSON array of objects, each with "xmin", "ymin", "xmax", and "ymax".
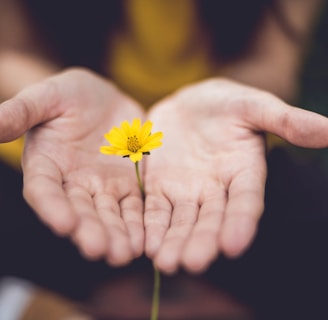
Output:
[
  {"xmin": 143, "ymin": 78, "xmax": 328, "ymax": 274},
  {"xmin": 0, "ymin": 68, "xmax": 145, "ymax": 266}
]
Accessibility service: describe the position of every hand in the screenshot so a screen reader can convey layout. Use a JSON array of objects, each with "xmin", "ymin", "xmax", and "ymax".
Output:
[
  {"xmin": 143, "ymin": 78, "xmax": 328, "ymax": 274},
  {"xmin": 0, "ymin": 68, "xmax": 145, "ymax": 266}
]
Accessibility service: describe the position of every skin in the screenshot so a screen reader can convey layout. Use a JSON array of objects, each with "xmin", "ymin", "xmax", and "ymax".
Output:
[
  {"xmin": 0, "ymin": 0, "xmax": 325, "ymax": 274},
  {"xmin": 0, "ymin": 69, "xmax": 145, "ymax": 266},
  {"xmin": 1, "ymin": 69, "xmax": 328, "ymax": 273},
  {"xmin": 144, "ymin": 79, "xmax": 328, "ymax": 273}
]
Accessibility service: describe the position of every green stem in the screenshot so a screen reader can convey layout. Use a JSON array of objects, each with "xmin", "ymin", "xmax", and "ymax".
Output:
[
  {"xmin": 151, "ymin": 266, "xmax": 161, "ymax": 320},
  {"xmin": 134, "ymin": 161, "xmax": 160, "ymax": 320},
  {"xmin": 135, "ymin": 161, "xmax": 161, "ymax": 320},
  {"xmin": 135, "ymin": 161, "xmax": 145, "ymax": 199}
]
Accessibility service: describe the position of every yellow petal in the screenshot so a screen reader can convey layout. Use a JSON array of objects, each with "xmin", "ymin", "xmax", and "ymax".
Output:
[
  {"xmin": 140, "ymin": 132, "xmax": 163, "ymax": 151},
  {"xmin": 121, "ymin": 120, "xmax": 132, "ymax": 136},
  {"xmin": 100, "ymin": 146, "xmax": 120, "ymax": 155},
  {"xmin": 131, "ymin": 118, "xmax": 141, "ymax": 135},
  {"xmin": 139, "ymin": 120, "xmax": 153, "ymax": 144},
  {"xmin": 109, "ymin": 127, "xmax": 127, "ymax": 140},
  {"xmin": 105, "ymin": 127, "xmax": 126, "ymax": 145},
  {"xmin": 117, "ymin": 149, "xmax": 131, "ymax": 156},
  {"xmin": 129, "ymin": 152, "xmax": 143, "ymax": 163},
  {"xmin": 140, "ymin": 141, "xmax": 162, "ymax": 152},
  {"xmin": 151, "ymin": 131, "xmax": 163, "ymax": 140},
  {"xmin": 105, "ymin": 134, "xmax": 127, "ymax": 149},
  {"xmin": 143, "ymin": 132, "xmax": 163, "ymax": 145}
]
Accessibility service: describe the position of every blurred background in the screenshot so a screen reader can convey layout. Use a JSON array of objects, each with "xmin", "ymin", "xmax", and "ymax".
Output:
[{"xmin": 0, "ymin": 1, "xmax": 328, "ymax": 319}]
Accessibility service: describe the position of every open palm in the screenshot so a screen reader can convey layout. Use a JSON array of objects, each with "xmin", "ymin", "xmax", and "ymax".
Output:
[
  {"xmin": 1, "ymin": 68, "xmax": 145, "ymax": 265},
  {"xmin": 144, "ymin": 79, "xmax": 328, "ymax": 273}
]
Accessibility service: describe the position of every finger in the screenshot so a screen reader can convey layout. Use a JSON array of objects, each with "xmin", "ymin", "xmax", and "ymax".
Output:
[
  {"xmin": 248, "ymin": 94, "xmax": 328, "ymax": 148},
  {"xmin": 220, "ymin": 166, "xmax": 266, "ymax": 258},
  {"xmin": 0, "ymin": 80, "xmax": 61, "ymax": 142},
  {"xmin": 23, "ymin": 154, "xmax": 78, "ymax": 235},
  {"xmin": 120, "ymin": 193, "xmax": 144, "ymax": 257},
  {"xmin": 65, "ymin": 184, "xmax": 108, "ymax": 260},
  {"xmin": 93, "ymin": 193, "xmax": 135, "ymax": 266},
  {"xmin": 153, "ymin": 202, "xmax": 199, "ymax": 274},
  {"xmin": 181, "ymin": 190, "xmax": 226, "ymax": 273},
  {"xmin": 144, "ymin": 194, "xmax": 172, "ymax": 258}
]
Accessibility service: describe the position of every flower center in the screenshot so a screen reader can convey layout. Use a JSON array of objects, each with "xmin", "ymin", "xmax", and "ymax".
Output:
[{"xmin": 127, "ymin": 135, "xmax": 141, "ymax": 152}]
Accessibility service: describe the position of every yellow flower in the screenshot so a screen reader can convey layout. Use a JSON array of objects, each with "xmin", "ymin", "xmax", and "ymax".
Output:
[{"xmin": 100, "ymin": 118, "xmax": 163, "ymax": 163}]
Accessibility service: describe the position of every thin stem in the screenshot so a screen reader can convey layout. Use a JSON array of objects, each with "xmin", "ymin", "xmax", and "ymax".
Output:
[
  {"xmin": 151, "ymin": 266, "xmax": 161, "ymax": 320},
  {"xmin": 135, "ymin": 161, "xmax": 145, "ymax": 199},
  {"xmin": 134, "ymin": 161, "xmax": 160, "ymax": 320}
]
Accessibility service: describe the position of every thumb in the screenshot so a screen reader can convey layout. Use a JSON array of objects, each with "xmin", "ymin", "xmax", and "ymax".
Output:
[
  {"xmin": 0, "ymin": 80, "xmax": 61, "ymax": 142},
  {"xmin": 248, "ymin": 94, "xmax": 328, "ymax": 148}
]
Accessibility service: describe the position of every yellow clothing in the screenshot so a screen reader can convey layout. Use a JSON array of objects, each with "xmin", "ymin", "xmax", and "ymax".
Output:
[
  {"xmin": 108, "ymin": 0, "xmax": 214, "ymax": 108},
  {"xmin": 0, "ymin": 138, "xmax": 24, "ymax": 170}
]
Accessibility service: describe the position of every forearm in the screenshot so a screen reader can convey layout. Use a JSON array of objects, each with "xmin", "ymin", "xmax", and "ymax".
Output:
[
  {"xmin": 220, "ymin": 0, "xmax": 324, "ymax": 103},
  {"xmin": 0, "ymin": 0, "xmax": 59, "ymax": 101},
  {"xmin": 0, "ymin": 51, "xmax": 59, "ymax": 101}
]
